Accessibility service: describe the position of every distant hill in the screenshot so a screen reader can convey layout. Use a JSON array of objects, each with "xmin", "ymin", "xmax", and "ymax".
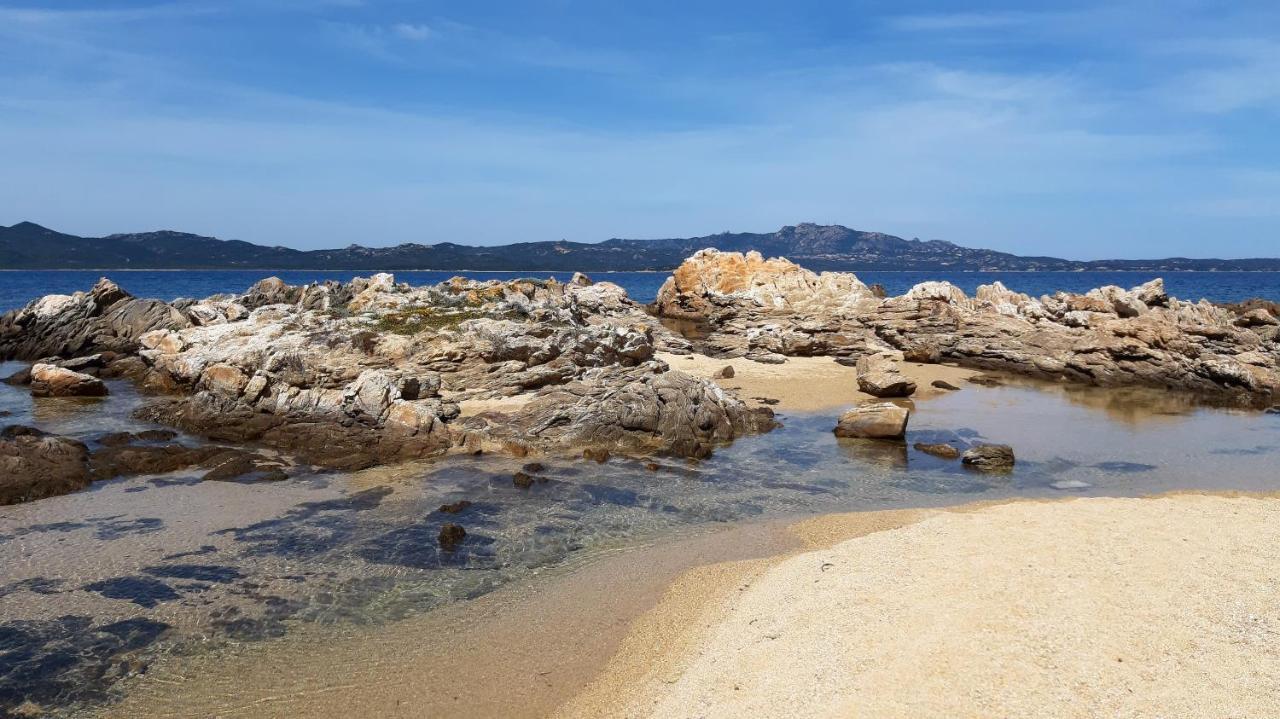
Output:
[{"xmin": 2, "ymin": 221, "xmax": 1277, "ymax": 272}]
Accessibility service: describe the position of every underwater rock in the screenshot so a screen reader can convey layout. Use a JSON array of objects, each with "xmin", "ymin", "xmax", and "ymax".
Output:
[{"xmin": 961, "ymin": 444, "xmax": 1016, "ymax": 471}]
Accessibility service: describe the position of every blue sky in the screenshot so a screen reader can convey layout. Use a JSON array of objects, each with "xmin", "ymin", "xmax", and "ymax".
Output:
[{"xmin": 1, "ymin": 1, "xmax": 1278, "ymax": 258}]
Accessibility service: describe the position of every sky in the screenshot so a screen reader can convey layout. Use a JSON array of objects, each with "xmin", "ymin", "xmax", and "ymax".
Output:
[{"xmin": 1, "ymin": 1, "xmax": 1278, "ymax": 258}]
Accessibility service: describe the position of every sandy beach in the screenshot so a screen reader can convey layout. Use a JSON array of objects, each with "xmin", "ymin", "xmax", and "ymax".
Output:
[
  {"xmin": 561, "ymin": 494, "xmax": 1280, "ymax": 718},
  {"xmin": 656, "ymin": 352, "xmax": 977, "ymax": 412}
]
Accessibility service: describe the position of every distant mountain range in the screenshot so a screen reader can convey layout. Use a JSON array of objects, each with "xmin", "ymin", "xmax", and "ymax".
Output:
[{"xmin": 2, "ymin": 221, "xmax": 1277, "ymax": 272}]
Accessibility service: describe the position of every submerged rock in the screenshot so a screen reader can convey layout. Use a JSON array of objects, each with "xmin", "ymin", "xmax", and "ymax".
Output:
[
  {"xmin": 438, "ymin": 523, "xmax": 467, "ymax": 551},
  {"xmin": 833, "ymin": 403, "xmax": 910, "ymax": 440},
  {"xmin": 961, "ymin": 444, "xmax": 1016, "ymax": 471},
  {"xmin": 930, "ymin": 379, "xmax": 961, "ymax": 391},
  {"xmin": 0, "ymin": 425, "xmax": 92, "ymax": 505},
  {"xmin": 913, "ymin": 442, "xmax": 960, "ymax": 459}
]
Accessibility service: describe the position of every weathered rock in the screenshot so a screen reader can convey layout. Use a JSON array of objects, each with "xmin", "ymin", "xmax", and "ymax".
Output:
[
  {"xmin": 30, "ymin": 363, "xmax": 109, "ymax": 398},
  {"xmin": 913, "ymin": 442, "xmax": 960, "ymax": 459},
  {"xmin": 856, "ymin": 356, "xmax": 916, "ymax": 398},
  {"xmin": 833, "ymin": 403, "xmax": 910, "ymax": 440},
  {"xmin": 715, "ymin": 365, "xmax": 735, "ymax": 379},
  {"xmin": 961, "ymin": 444, "xmax": 1016, "ymax": 471},
  {"xmin": 0, "ymin": 279, "xmax": 189, "ymax": 361},
  {"xmin": 930, "ymin": 379, "xmax": 960, "ymax": 391},
  {"xmin": 0, "ymin": 426, "xmax": 92, "ymax": 505},
  {"xmin": 512, "ymin": 471, "xmax": 535, "ymax": 489}
]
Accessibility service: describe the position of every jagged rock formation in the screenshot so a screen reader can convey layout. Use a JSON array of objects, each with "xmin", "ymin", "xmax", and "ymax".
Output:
[
  {"xmin": 0, "ymin": 272, "xmax": 774, "ymax": 478},
  {"xmin": 654, "ymin": 250, "xmax": 1280, "ymax": 407}
]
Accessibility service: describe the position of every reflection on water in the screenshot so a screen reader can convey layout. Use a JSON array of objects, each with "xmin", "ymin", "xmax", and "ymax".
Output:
[{"xmin": 1, "ymin": 362, "xmax": 1278, "ymax": 716}]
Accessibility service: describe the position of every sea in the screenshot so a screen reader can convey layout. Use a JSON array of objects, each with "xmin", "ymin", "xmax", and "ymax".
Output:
[{"xmin": 1, "ymin": 269, "xmax": 1278, "ymax": 312}]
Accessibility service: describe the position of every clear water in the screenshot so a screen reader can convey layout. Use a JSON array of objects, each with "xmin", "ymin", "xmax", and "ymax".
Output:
[
  {"xmin": 2, "ymin": 362, "xmax": 1278, "ymax": 715},
  {"xmin": 1, "ymin": 269, "xmax": 1278, "ymax": 313}
]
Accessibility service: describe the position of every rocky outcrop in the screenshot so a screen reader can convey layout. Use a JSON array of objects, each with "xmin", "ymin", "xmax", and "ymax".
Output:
[
  {"xmin": 4, "ymin": 272, "xmax": 776, "ymax": 485},
  {"xmin": 0, "ymin": 279, "xmax": 189, "ymax": 361},
  {"xmin": 655, "ymin": 251, "xmax": 1280, "ymax": 408},
  {"xmin": 0, "ymin": 426, "xmax": 92, "ymax": 505},
  {"xmin": 833, "ymin": 403, "xmax": 910, "ymax": 440},
  {"xmin": 455, "ymin": 365, "xmax": 777, "ymax": 458},
  {"xmin": 29, "ymin": 363, "xmax": 108, "ymax": 398}
]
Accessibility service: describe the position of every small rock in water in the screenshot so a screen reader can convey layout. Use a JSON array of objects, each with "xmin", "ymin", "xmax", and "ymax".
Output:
[
  {"xmin": 438, "ymin": 523, "xmax": 466, "ymax": 551},
  {"xmin": 968, "ymin": 375, "xmax": 1004, "ymax": 387},
  {"xmin": 439, "ymin": 500, "xmax": 472, "ymax": 514},
  {"xmin": 834, "ymin": 403, "xmax": 910, "ymax": 440},
  {"xmin": 714, "ymin": 365, "xmax": 735, "ymax": 379},
  {"xmin": 961, "ymin": 444, "xmax": 1016, "ymax": 471},
  {"xmin": 1267, "ymin": 406, "xmax": 1280, "ymax": 415},
  {"xmin": 1051, "ymin": 479, "xmax": 1092, "ymax": 490},
  {"xmin": 583, "ymin": 448, "xmax": 610, "ymax": 463},
  {"xmin": 522, "ymin": 462, "xmax": 546, "ymax": 473},
  {"xmin": 930, "ymin": 380, "xmax": 960, "ymax": 391},
  {"xmin": 644, "ymin": 461, "xmax": 660, "ymax": 471},
  {"xmin": 913, "ymin": 442, "xmax": 960, "ymax": 460},
  {"xmin": 30, "ymin": 363, "xmax": 109, "ymax": 398},
  {"xmin": 512, "ymin": 471, "xmax": 535, "ymax": 489}
]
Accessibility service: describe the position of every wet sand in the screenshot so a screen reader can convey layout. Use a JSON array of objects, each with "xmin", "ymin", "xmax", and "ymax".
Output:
[
  {"xmin": 657, "ymin": 352, "xmax": 976, "ymax": 411},
  {"xmin": 562, "ymin": 494, "xmax": 1280, "ymax": 718}
]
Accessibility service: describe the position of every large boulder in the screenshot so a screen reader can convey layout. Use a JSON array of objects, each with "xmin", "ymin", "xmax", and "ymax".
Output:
[
  {"xmin": 833, "ymin": 402, "xmax": 910, "ymax": 440},
  {"xmin": 29, "ymin": 363, "xmax": 109, "ymax": 398},
  {"xmin": 654, "ymin": 248, "xmax": 874, "ymax": 321},
  {"xmin": 0, "ymin": 426, "xmax": 92, "ymax": 505}
]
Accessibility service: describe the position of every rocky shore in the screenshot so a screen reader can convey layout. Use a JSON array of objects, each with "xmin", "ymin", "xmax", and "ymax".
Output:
[
  {"xmin": 653, "ymin": 249, "xmax": 1279, "ymax": 406},
  {"xmin": 2, "ymin": 249, "xmax": 1276, "ymax": 506}
]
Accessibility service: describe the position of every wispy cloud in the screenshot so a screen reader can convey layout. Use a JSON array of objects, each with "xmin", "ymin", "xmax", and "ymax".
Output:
[
  {"xmin": 392, "ymin": 23, "xmax": 432, "ymax": 41},
  {"xmin": 884, "ymin": 11, "xmax": 1045, "ymax": 32}
]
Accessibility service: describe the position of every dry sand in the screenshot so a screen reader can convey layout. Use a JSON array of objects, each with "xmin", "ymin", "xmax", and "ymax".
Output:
[
  {"xmin": 560, "ymin": 494, "xmax": 1280, "ymax": 719},
  {"xmin": 656, "ymin": 352, "xmax": 976, "ymax": 412}
]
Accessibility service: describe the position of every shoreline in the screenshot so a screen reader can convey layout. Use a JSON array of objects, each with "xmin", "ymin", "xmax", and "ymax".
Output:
[
  {"xmin": 561, "ymin": 492, "xmax": 1280, "ymax": 718},
  {"xmin": 95, "ymin": 491, "xmax": 1280, "ymax": 718}
]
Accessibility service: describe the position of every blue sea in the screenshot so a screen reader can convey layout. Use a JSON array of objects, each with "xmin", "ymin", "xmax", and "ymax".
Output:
[{"xmin": 1, "ymin": 269, "xmax": 1277, "ymax": 313}]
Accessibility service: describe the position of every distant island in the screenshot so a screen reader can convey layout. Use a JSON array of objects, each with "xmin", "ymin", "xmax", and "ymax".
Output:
[{"xmin": 2, "ymin": 220, "xmax": 1278, "ymax": 272}]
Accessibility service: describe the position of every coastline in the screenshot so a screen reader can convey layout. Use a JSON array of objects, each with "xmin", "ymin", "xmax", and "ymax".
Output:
[{"xmin": 560, "ymin": 493, "xmax": 1280, "ymax": 718}]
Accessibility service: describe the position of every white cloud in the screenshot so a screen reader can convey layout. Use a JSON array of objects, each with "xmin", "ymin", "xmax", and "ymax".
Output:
[{"xmin": 392, "ymin": 23, "xmax": 432, "ymax": 41}]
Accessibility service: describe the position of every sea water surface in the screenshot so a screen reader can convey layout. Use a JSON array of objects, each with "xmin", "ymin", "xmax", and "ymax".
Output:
[
  {"xmin": 2, "ymin": 359, "xmax": 1279, "ymax": 716},
  {"xmin": 1, "ymin": 269, "xmax": 1278, "ymax": 312}
]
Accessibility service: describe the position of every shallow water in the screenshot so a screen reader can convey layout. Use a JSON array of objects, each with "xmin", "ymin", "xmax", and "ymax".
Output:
[{"xmin": 1, "ymin": 368, "xmax": 1278, "ymax": 716}]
